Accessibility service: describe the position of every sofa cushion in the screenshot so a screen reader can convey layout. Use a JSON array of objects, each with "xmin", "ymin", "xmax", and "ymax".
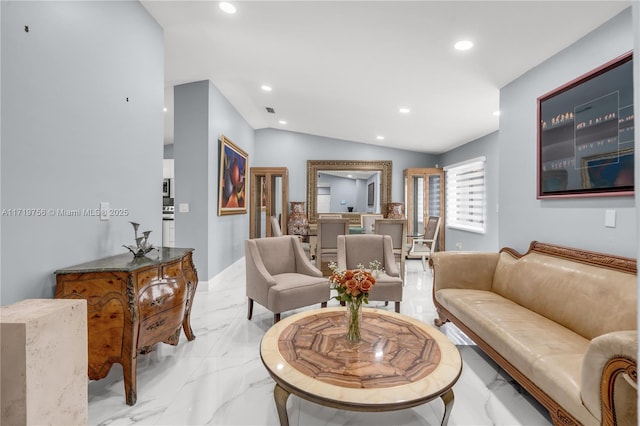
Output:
[
  {"xmin": 367, "ymin": 273, "xmax": 403, "ymax": 302},
  {"xmin": 436, "ymin": 288, "xmax": 596, "ymax": 424},
  {"xmin": 491, "ymin": 252, "xmax": 637, "ymax": 340},
  {"xmin": 268, "ymin": 273, "xmax": 329, "ymax": 313}
]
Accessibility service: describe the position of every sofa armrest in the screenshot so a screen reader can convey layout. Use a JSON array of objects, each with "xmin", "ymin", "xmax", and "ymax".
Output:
[
  {"xmin": 431, "ymin": 252, "xmax": 500, "ymax": 292},
  {"xmin": 581, "ymin": 330, "xmax": 637, "ymax": 425}
]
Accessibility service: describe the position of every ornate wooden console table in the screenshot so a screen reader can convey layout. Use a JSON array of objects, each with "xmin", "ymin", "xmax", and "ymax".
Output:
[{"xmin": 55, "ymin": 247, "xmax": 198, "ymax": 405}]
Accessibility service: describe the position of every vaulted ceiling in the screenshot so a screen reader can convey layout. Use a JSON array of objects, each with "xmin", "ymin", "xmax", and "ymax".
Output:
[{"xmin": 143, "ymin": 1, "xmax": 630, "ymax": 154}]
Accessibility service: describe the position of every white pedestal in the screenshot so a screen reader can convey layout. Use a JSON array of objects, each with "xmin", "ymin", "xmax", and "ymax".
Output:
[{"xmin": 1, "ymin": 299, "xmax": 88, "ymax": 425}]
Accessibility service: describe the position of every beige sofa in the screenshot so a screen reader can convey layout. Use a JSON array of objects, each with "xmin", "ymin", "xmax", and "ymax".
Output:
[{"xmin": 431, "ymin": 241, "xmax": 637, "ymax": 426}]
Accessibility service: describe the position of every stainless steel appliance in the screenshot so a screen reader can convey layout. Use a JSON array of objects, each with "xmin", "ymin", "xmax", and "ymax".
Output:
[
  {"xmin": 162, "ymin": 204, "xmax": 175, "ymax": 220},
  {"xmin": 163, "ymin": 179, "xmax": 170, "ymax": 197}
]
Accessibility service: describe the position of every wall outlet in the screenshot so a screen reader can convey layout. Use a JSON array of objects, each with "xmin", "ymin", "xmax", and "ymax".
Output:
[
  {"xmin": 605, "ymin": 210, "xmax": 616, "ymax": 228},
  {"xmin": 455, "ymin": 242, "xmax": 463, "ymax": 250},
  {"xmin": 179, "ymin": 203, "xmax": 189, "ymax": 213}
]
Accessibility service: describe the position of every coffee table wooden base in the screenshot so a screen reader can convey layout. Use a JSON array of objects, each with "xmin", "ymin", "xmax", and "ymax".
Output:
[
  {"xmin": 273, "ymin": 382, "xmax": 455, "ymax": 426},
  {"xmin": 260, "ymin": 308, "xmax": 462, "ymax": 426}
]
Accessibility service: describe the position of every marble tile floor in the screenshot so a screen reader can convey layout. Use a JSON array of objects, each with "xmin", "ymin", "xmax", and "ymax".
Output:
[{"xmin": 88, "ymin": 259, "xmax": 552, "ymax": 426}]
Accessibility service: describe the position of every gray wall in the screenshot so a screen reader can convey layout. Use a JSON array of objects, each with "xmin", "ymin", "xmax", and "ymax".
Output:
[
  {"xmin": 498, "ymin": 8, "xmax": 636, "ymax": 258},
  {"xmin": 436, "ymin": 131, "xmax": 500, "ymax": 252},
  {"xmin": 1, "ymin": 1, "xmax": 164, "ymax": 305},
  {"xmin": 174, "ymin": 81, "xmax": 254, "ymax": 280},
  {"xmin": 254, "ymin": 128, "xmax": 437, "ymax": 206}
]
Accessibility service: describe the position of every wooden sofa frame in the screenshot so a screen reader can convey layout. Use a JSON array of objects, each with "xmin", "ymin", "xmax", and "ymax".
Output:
[{"xmin": 432, "ymin": 241, "xmax": 637, "ymax": 426}]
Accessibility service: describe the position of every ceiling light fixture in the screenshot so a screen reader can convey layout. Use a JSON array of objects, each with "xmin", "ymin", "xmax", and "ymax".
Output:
[
  {"xmin": 219, "ymin": 2, "xmax": 236, "ymax": 14},
  {"xmin": 454, "ymin": 40, "xmax": 474, "ymax": 51},
  {"xmin": 279, "ymin": 120, "xmax": 287, "ymax": 125},
  {"xmin": 163, "ymin": 107, "xmax": 167, "ymax": 112},
  {"xmin": 399, "ymin": 107, "xmax": 411, "ymax": 114},
  {"xmin": 376, "ymin": 136, "xmax": 385, "ymax": 140},
  {"xmin": 261, "ymin": 85, "xmax": 272, "ymax": 92},
  {"xmin": 493, "ymin": 110, "xmax": 501, "ymax": 116}
]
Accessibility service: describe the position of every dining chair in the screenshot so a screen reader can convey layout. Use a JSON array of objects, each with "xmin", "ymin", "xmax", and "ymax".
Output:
[
  {"xmin": 409, "ymin": 216, "xmax": 441, "ymax": 271},
  {"xmin": 360, "ymin": 213, "xmax": 384, "ymax": 234},
  {"xmin": 374, "ymin": 218, "xmax": 407, "ymax": 278},
  {"xmin": 270, "ymin": 216, "xmax": 283, "ymax": 236},
  {"xmin": 316, "ymin": 218, "xmax": 350, "ymax": 275},
  {"xmin": 271, "ymin": 215, "xmax": 310, "ymax": 258},
  {"xmin": 337, "ymin": 234, "xmax": 403, "ymax": 313},
  {"xmin": 245, "ymin": 235, "xmax": 329, "ymax": 323},
  {"xmin": 318, "ymin": 213, "xmax": 343, "ymax": 219}
]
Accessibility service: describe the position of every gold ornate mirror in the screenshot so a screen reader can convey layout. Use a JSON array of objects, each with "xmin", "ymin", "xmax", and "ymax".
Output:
[{"xmin": 307, "ymin": 160, "xmax": 392, "ymax": 225}]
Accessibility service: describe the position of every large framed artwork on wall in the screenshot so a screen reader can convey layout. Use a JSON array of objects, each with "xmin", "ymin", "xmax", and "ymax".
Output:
[
  {"xmin": 218, "ymin": 135, "xmax": 248, "ymax": 215},
  {"xmin": 537, "ymin": 51, "xmax": 634, "ymax": 199}
]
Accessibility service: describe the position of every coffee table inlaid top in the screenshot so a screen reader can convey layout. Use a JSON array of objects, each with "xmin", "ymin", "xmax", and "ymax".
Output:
[{"xmin": 260, "ymin": 307, "xmax": 462, "ymax": 409}]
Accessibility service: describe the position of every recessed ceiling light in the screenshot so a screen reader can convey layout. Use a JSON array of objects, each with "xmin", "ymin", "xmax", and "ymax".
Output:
[
  {"xmin": 279, "ymin": 120, "xmax": 287, "ymax": 125},
  {"xmin": 454, "ymin": 40, "xmax": 474, "ymax": 51},
  {"xmin": 399, "ymin": 107, "xmax": 411, "ymax": 114},
  {"xmin": 376, "ymin": 136, "xmax": 385, "ymax": 140},
  {"xmin": 219, "ymin": 2, "xmax": 236, "ymax": 14},
  {"xmin": 163, "ymin": 107, "xmax": 167, "ymax": 112},
  {"xmin": 493, "ymin": 110, "xmax": 501, "ymax": 116},
  {"xmin": 261, "ymin": 85, "xmax": 272, "ymax": 92}
]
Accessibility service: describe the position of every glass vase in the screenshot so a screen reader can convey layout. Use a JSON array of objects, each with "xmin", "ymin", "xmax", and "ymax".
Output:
[{"xmin": 345, "ymin": 298, "xmax": 363, "ymax": 343}]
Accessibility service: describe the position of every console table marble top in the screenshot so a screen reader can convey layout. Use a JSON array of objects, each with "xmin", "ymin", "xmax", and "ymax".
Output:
[{"xmin": 54, "ymin": 247, "xmax": 194, "ymax": 274}]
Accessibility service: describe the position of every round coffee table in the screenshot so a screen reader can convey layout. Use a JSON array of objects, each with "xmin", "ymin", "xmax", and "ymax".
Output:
[{"xmin": 260, "ymin": 307, "xmax": 462, "ymax": 426}]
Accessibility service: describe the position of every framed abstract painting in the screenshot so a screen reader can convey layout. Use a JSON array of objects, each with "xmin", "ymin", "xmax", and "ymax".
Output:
[{"xmin": 218, "ymin": 135, "xmax": 248, "ymax": 215}]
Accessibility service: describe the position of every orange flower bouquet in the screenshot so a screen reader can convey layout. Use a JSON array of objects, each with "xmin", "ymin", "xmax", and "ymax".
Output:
[{"xmin": 329, "ymin": 260, "xmax": 383, "ymax": 342}]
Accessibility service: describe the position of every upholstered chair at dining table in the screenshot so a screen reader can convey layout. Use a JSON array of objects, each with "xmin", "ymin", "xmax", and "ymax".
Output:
[
  {"xmin": 374, "ymin": 218, "xmax": 408, "ymax": 279},
  {"xmin": 245, "ymin": 235, "xmax": 330, "ymax": 323},
  {"xmin": 316, "ymin": 218, "xmax": 350, "ymax": 275}
]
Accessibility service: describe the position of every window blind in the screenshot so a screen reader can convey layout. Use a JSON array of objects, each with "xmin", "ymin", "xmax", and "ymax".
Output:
[{"xmin": 444, "ymin": 157, "xmax": 486, "ymax": 234}]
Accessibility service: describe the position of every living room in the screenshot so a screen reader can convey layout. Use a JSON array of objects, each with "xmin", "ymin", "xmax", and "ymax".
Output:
[{"xmin": 1, "ymin": 1, "xmax": 638, "ymax": 425}]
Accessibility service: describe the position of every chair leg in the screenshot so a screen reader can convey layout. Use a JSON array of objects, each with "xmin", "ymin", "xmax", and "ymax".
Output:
[
  {"xmin": 274, "ymin": 313, "xmax": 281, "ymax": 323},
  {"xmin": 247, "ymin": 298, "xmax": 254, "ymax": 320},
  {"xmin": 384, "ymin": 301, "xmax": 389, "ymax": 306},
  {"xmin": 421, "ymin": 255, "xmax": 427, "ymax": 271},
  {"xmin": 395, "ymin": 301, "xmax": 400, "ymax": 313},
  {"xmin": 321, "ymin": 302, "xmax": 327, "ymax": 308}
]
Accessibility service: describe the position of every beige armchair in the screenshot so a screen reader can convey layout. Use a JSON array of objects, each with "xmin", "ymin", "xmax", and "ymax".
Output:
[
  {"xmin": 374, "ymin": 218, "xmax": 407, "ymax": 278},
  {"xmin": 337, "ymin": 234, "xmax": 403, "ymax": 313},
  {"xmin": 316, "ymin": 218, "xmax": 350, "ymax": 275},
  {"xmin": 245, "ymin": 236, "xmax": 329, "ymax": 323}
]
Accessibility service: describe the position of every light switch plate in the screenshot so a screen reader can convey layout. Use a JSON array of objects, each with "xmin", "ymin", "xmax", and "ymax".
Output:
[
  {"xmin": 605, "ymin": 210, "xmax": 616, "ymax": 228},
  {"xmin": 179, "ymin": 203, "xmax": 189, "ymax": 213}
]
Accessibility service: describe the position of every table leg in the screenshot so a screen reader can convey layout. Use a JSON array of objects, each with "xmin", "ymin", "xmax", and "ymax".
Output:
[
  {"xmin": 274, "ymin": 384, "xmax": 291, "ymax": 426},
  {"xmin": 440, "ymin": 388, "xmax": 454, "ymax": 426}
]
